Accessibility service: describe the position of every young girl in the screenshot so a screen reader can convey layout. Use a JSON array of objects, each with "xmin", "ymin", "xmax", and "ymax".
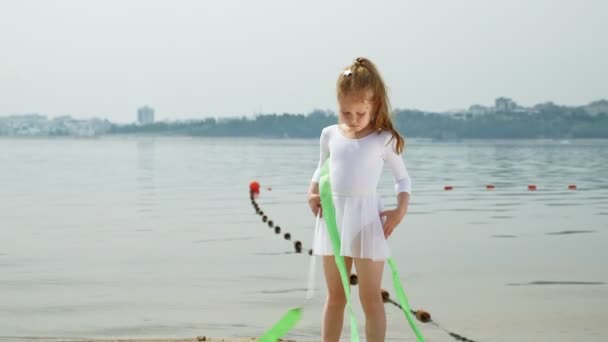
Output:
[{"xmin": 308, "ymin": 57, "xmax": 411, "ymax": 342}]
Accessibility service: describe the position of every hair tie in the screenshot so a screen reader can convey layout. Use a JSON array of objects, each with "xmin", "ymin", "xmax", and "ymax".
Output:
[{"xmin": 343, "ymin": 69, "xmax": 353, "ymax": 77}]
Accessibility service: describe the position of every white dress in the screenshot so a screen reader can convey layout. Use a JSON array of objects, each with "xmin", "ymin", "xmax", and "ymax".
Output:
[{"xmin": 311, "ymin": 124, "xmax": 411, "ymax": 261}]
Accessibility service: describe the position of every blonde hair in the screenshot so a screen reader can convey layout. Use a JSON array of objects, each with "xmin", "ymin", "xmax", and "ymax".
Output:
[{"xmin": 336, "ymin": 57, "xmax": 405, "ymax": 154}]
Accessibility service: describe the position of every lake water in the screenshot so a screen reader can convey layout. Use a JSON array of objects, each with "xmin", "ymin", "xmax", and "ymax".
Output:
[{"xmin": 1, "ymin": 137, "xmax": 607, "ymax": 341}]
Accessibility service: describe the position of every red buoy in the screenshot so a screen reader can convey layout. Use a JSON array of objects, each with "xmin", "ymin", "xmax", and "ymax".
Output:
[
  {"xmin": 568, "ymin": 184, "xmax": 577, "ymax": 190},
  {"xmin": 528, "ymin": 185, "xmax": 537, "ymax": 191},
  {"xmin": 486, "ymin": 184, "xmax": 495, "ymax": 190},
  {"xmin": 249, "ymin": 181, "xmax": 260, "ymax": 194},
  {"xmin": 444, "ymin": 185, "xmax": 453, "ymax": 191}
]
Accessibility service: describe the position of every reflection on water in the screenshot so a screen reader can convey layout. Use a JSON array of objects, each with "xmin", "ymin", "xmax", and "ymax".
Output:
[{"xmin": 136, "ymin": 139, "xmax": 157, "ymax": 220}]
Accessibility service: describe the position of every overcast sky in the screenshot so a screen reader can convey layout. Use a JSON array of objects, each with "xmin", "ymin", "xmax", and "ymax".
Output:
[{"xmin": 0, "ymin": 0, "xmax": 606, "ymax": 123}]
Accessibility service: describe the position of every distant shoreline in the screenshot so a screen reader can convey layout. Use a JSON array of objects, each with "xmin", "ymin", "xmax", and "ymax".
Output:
[
  {"xmin": 1, "ymin": 338, "xmax": 267, "ymax": 342},
  {"xmin": 0, "ymin": 133, "xmax": 608, "ymax": 140},
  {"xmin": 2, "ymin": 100, "xmax": 608, "ymax": 139}
]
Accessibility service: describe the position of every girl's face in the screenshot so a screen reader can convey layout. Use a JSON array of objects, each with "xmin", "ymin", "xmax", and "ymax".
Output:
[{"xmin": 338, "ymin": 94, "xmax": 374, "ymax": 133}]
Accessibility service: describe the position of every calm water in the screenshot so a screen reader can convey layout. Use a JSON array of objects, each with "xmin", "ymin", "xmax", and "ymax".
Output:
[{"xmin": 1, "ymin": 137, "xmax": 607, "ymax": 341}]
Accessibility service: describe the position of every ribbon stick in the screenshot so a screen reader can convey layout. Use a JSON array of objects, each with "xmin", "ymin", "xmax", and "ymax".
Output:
[{"xmin": 306, "ymin": 212, "xmax": 321, "ymax": 299}]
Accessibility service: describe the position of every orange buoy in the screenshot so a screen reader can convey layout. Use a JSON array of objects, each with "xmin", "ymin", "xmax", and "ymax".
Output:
[
  {"xmin": 568, "ymin": 184, "xmax": 577, "ymax": 190},
  {"xmin": 486, "ymin": 184, "xmax": 495, "ymax": 190},
  {"xmin": 249, "ymin": 181, "xmax": 260, "ymax": 194},
  {"xmin": 528, "ymin": 185, "xmax": 537, "ymax": 191},
  {"xmin": 444, "ymin": 185, "xmax": 453, "ymax": 191}
]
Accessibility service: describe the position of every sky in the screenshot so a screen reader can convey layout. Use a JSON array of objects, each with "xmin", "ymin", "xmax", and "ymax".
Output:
[{"xmin": 0, "ymin": 0, "xmax": 606, "ymax": 123}]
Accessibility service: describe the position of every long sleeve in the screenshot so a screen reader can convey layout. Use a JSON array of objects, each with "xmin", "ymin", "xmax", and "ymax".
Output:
[
  {"xmin": 382, "ymin": 136, "xmax": 411, "ymax": 194},
  {"xmin": 311, "ymin": 128, "xmax": 330, "ymax": 183}
]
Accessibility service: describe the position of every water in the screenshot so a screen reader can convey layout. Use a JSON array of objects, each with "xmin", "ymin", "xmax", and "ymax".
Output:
[{"xmin": 1, "ymin": 137, "xmax": 607, "ymax": 341}]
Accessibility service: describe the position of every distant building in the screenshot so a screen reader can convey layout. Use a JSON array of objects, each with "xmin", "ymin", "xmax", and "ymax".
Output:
[
  {"xmin": 585, "ymin": 99, "xmax": 608, "ymax": 116},
  {"xmin": 137, "ymin": 106, "xmax": 155, "ymax": 125},
  {"xmin": 494, "ymin": 97, "xmax": 517, "ymax": 112},
  {"xmin": 468, "ymin": 104, "xmax": 490, "ymax": 115},
  {"xmin": 532, "ymin": 101, "xmax": 558, "ymax": 112},
  {"xmin": 0, "ymin": 114, "xmax": 111, "ymax": 137}
]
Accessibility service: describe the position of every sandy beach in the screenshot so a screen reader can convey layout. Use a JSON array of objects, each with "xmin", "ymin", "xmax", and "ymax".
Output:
[
  {"xmin": 71, "ymin": 339, "xmax": 260, "ymax": 342},
  {"xmin": 4, "ymin": 338, "xmax": 267, "ymax": 342}
]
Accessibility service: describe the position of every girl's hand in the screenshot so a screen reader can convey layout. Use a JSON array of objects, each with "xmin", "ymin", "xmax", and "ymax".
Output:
[
  {"xmin": 379, "ymin": 208, "xmax": 406, "ymax": 238},
  {"xmin": 308, "ymin": 193, "xmax": 322, "ymax": 217}
]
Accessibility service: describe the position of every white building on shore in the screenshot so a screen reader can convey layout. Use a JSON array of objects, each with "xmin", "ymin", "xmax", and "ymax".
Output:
[{"xmin": 137, "ymin": 106, "xmax": 155, "ymax": 125}]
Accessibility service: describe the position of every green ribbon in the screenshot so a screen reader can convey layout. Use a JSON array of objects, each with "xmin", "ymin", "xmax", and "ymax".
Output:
[
  {"xmin": 388, "ymin": 258, "xmax": 426, "ymax": 342},
  {"xmin": 318, "ymin": 160, "xmax": 361, "ymax": 342},
  {"xmin": 320, "ymin": 159, "xmax": 425, "ymax": 342},
  {"xmin": 258, "ymin": 159, "xmax": 425, "ymax": 342},
  {"xmin": 258, "ymin": 307, "xmax": 302, "ymax": 342}
]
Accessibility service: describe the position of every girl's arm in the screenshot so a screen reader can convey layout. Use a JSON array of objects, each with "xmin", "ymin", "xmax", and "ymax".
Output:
[
  {"xmin": 383, "ymin": 137, "xmax": 411, "ymax": 196},
  {"xmin": 381, "ymin": 136, "xmax": 411, "ymax": 237},
  {"xmin": 308, "ymin": 182, "xmax": 321, "ymax": 217},
  {"xmin": 308, "ymin": 128, "xmax": 329, "ymax": 216},
  {"xmin": 395, "ymin": 191, "xmax": 410, "ymax": 216}
]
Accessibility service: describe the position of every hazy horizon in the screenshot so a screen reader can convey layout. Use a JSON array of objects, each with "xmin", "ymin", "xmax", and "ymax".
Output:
[{"xmin": 1, "ymin": 0, "xmax": 606, "ymax": 123}]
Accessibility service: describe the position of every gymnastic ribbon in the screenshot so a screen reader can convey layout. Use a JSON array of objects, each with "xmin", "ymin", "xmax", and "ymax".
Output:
[
  {"xmin": 258, "ymin": 307, "xmax": 302, "ymax": 342},
  {"xmin": 387, "ymin": 258, "xmax": 425, "ymax": 341},
  {"xmin": 318, "ymin": 160, "xmax": 361, "ymax": 342}
]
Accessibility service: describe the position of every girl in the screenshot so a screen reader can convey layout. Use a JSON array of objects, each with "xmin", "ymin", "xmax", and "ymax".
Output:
[{"xmin": 308, "ymin": 57, "xmax": 411, "ymax": 342}]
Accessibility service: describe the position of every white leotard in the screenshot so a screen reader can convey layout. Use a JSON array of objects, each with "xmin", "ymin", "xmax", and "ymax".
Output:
[{"xmin": 311, "ymin": 124, "xmax": 411, "ymax": 260}]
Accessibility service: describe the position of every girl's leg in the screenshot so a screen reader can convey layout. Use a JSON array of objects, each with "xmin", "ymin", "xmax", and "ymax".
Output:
[
  {"xmin": 322, "ymin": 255, "xmax": 353, "ymax": 342},
  {"xmin": 354, "ymin": 258, "xmax": 386, "ymax": 342}
]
